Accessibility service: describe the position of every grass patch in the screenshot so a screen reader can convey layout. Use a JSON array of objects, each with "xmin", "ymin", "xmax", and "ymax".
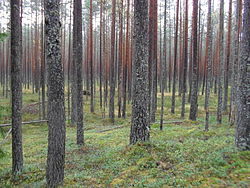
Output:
[{"xmin": 0, "ymin": 88, "xmax": 249, "ymax": 187}]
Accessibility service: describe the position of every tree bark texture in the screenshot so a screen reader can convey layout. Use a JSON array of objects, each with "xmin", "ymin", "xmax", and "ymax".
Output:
[
  {"xmin": 109, "ymin": 0, "xmax": 116, "ymax": 123},
  {"xmin": 204, "ymin": 0, "xmax": 213, "ymax": 131},
  {"xmin": 73, "ymin": 0, "xmax": 84, "ymax": 145},
  {"xmin": 171, "ymin": 0, "xmax": 179, "ymax": 114},
  {"xmin": 235, "ymin": 0, "xmax": 250, "ymax": 150},
  {"xmin": 11, "ymin": 0, "xmax": 23, "ymax": 175},
  {"xmin": 130, "ymin": 0, "xmax": 150, "ymax": 145},
  {"xmin": 189, "ymin": 0, "xmax": 199, "ymax": 121},
  {"xmin": 217, "ymin": 0, "xmax": 224, "ymax": 124},
  {"xmin": 45, "ymin": 0, "xmax": 66, "ymax": 186}
]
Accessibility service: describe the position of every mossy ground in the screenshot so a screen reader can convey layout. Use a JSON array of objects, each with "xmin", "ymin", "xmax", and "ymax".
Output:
[{"xmin": 0, "ymin": 88, "xmax": 249, "ymax": 187}]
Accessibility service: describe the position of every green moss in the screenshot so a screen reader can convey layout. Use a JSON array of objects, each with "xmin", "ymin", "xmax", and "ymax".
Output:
[{"xmin": 0, "ymin": 90, "xmax": 249, "ymax": 187}]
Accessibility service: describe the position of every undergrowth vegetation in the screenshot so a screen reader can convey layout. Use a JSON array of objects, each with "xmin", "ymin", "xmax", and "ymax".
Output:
[{"xmin": 0, "ymin": 88, "xmax": 249, "ymax": 187}]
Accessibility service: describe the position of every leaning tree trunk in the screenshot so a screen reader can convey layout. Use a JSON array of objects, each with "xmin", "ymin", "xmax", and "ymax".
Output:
[
  {"xmin": 45, "ymin": 0, "xmax": 66, "ymax": 186},
  {"xmin": 11, "ymin": 0, "xmax": 23, "ymax": 176},
  {"xmin": 130, "ymin": 0, "xmax": 150, "ymax": 145},
  {"xmin": 235, "ymin": 0, "xmax": 250, "ymax": 151}
]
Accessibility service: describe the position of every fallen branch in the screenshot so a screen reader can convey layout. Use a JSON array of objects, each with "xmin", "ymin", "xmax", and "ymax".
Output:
[
  {"xmin": 0, "ymin": 128, "xmax": 12, "ymax": 145},
  {"xmin": 96, "ymin": 125, "xmax": 126, "ymax": 133},
  {"xmin": 0, "ymin": 120, "xmax": 48, "ymax": 128},
  {"xmin": 156, "ymin": 120, "xmax": 184, "ymax": 124}
]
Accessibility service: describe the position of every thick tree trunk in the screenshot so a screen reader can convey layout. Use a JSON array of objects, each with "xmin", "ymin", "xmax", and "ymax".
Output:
[
  {"xmin": 130, "ymin": 0, "xmax": 150, "ymax": 145},
  {"xmin": 235, "ymin": 0, "xmax": 250, "ymax": 150},
  {"xmin": 45, "ymin": 0, "xmax": 66, "ymax": 186},
  {"xmin": 11, "ymin": 0, "xmax": 23, "ymax": 176}
]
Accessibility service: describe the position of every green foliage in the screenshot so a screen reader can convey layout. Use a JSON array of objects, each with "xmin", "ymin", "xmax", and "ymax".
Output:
[
  {"xmin": 0, "ymin": 33, "xmax": 8, "ymax": 42},
  {"xmin": 0, "ymin": 89, "xmax": 249, "ymax": 187}
]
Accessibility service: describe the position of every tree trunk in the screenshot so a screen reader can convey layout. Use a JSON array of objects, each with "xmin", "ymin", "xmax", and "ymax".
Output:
[
  {"xmin": 223, "ymin": 0, "xmax": 232, "ymax": 112},
  {"xmin": 229, "ymin": 0, "xmax": 242, "ymax": 125},
  {"xmin": 171, "ymin": 0, "xmax": 179, "ymax": 114},
  {"xmin": 204, "ymin": 0, "xmax": 212, "ymax": 131},
  {"xmin": 73, "ymin": 0, "xmax": 84, "ymax": 145},
  {"xmin": 122, "ymin": 0, "xmax": 130, "ymax": 118},
  {"xmin": 118, "ymin": 0, "xmax": 123, "ymax": 118},
  {"xmin": 45, "ymin": 0, "xmax": 66, "ymax": 186},
  {"xmin": 109, "ymin": 0, "xmax": 116, "ymax": 123},
  {"xmin": 189, "ymin": 0, "xmax": 198, "ymax": 121},
  {"xmin": 216, "ymin": 0, "xmax": 224, "ymax": 124},
  {"xmin": 235, "ymin": 0, "xmax": 250, "ymax": 150},
  {"xmin": 99, "ymin": 0, "xmax": 103, "ymax": 109},
  {"xmin": 90, "ymin": 0, "xmax": 94, "ymax": 113},
  {"xmin": 160, "ymin": 0, "xmax": 168, "ymax": 130},
  {"xmin": 181, "ymin": 0, "xmax": 189, "ymax": 118},
  {"xmin": 40, "ymin": 2, "xmax": 46, "ymax": 120},
  {"xmin": 130, "ymin": 0, "xmax": 150, "ymax": 145},
  {"xmin": 11, "ymin": 0, "xmax": 23, "ymax": 176}
]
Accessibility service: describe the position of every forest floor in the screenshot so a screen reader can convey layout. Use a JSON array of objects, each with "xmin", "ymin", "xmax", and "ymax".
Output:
[{"xmin": 0, "ymin": 89, "xmax": 250, "ymax": 187}]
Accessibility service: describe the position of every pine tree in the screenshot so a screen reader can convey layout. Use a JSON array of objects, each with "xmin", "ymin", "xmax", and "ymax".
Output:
[
  {"xmin": 11, "ymin": 0, "xmax": 23, "ymax": 176},
  {"xmin": 235, "ymin": 0, "xmax": 250, "ymax": 150},
  {"xmin": 130, "ymin": 0, "xmax": 150, "ymax": 144},
  {"xmin": 45, "ymin": 0, "xmax": 66, "ymax": 186},
  {"xmin": 189, "ymin": 0, "xmax": 199, "ymax": 121}
]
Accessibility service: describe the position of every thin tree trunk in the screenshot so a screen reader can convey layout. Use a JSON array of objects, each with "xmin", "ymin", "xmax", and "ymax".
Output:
[
  {"xmin": 217, "ymin": 0, "xmax": 224, "ymax": 124},
  {"xmin": 99, "ymin": 0, "xmax": 103, "ymax": 109},
  {"xmin": 223, "ymin": 0, "xmax": 232, "ymax": 112},
  {"xmin": 90, "ymin": 0, "xmax": 94, "ymax": 113},
  {"xmin": 122, "ymin": 0, "xmax": 130, "ymax": 118},
  {"xmin": 118, "ymin": 0, "xmax": 123, "ymax": 118},
  {"xmin": 160, "ymin": 0, "xmax": 168, "ymax": 130},
  {"xmin": 109, "ymin": 0, "xmax": 116, "ymax": 123},
  {"xmin": 204, "ymin": 0, "xmax": 212, "ymax": 131},
  {"xmin": 74, "ymin": 0, "xmax": 84, "ymax": 145},
  {"xmin": 189, "ymin": 0, "xmax": 198, "ymax": 121},
  {"xmin": 171, "ymin": 0, "xmax": 179, "ymax": 114},
  {"xmin": 181, "ymin": 0, "xmax": 188, "ymax": 118}
]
